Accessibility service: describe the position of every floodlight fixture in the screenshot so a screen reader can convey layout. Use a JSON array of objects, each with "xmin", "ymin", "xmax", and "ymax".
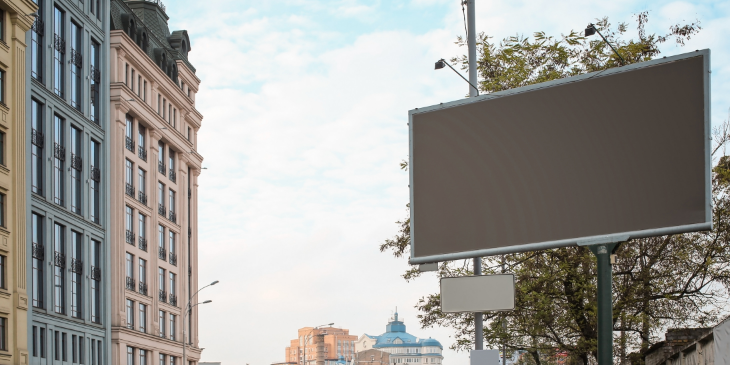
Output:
[
  {"xmin": 585, "ymin": 23, "xmax": 626, "ymax": 65},
  {"xmin": 434, "ymin": 58, "xmax": 479, "ymax": 96}
]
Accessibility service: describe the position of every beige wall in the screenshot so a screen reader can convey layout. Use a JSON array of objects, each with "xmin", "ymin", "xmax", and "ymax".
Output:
[
  {"xmin": 0, "ymin": 0, "xmax": 35, "ymax": 363},
  {"xmin": 284, "ymin": 327, "xmax": 359, "ymax": 365},
  {"xmin": 109, "ymin": 27, "xmax": 204, "ymax": 365}
]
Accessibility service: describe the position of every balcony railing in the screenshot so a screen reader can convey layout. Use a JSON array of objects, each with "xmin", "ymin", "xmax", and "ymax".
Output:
[
  {"xmin": 125, "ymin": 183, "xmax": 135, "ymax": 197},
  {"xmin": 70, "ymin": 48, "xmax": 82, "ymax": 68},
  {"xmin": 91, "ymin": 266, "xmax": 101, "ymax": 281},
  {"xmin": 158, "ymin": 203, "xmax": 166, "ymax": 216},
  {"xmin": 32, "ymin": 129, "xmax": 44, "ymax": 147},
  {"xmin": 139, "ymin": 236, "xmax": 148, "ymax": 252},
  {"xmin": 158, "ymin": 161, "xmax": 166, "ymax": 176},
  {"xmin": 71, "ymin": 154, "xmax": 82, "ymax": 171},
  {"xmin": 159, "ymin": 290, "xmax": 167, "ymax": 303},
  {"xmin": 125, "ymin": 137, "xmax": 135, "ymax": 152},
  {"xmin": 54, "ymin": 143, "xmax": 65, "ymax": 160},
  {"xmin": 169, "ymin": 252, "xmax": 177, "ymax": 266},
  {"xmin": 139, "ymin": 281, "xmax": 148, "ymax": 296},
  {"xmin": 169, "ymin": 169, "xmax": 176, "ymax": 182},
  {"xmin": 90, "ymin": 64, "xmax": 101, "ymax": 84},
  {"xmin": 32, "ymin": 243, "xmax": 45, "ymax": 260},
  {"xmin": 71, "ymin": 258, "xmax": 83, "ymax": 273},
  {"xmin": 54, "ymin": 251, "xmax": 65, "ymax": 268},
  {"xmin": 169, "ymin": 293, "xmax": 177, "ymax": 307},
  {"xmin": 158, "ymin": 246, "xmax": 167, "ymax": 261},
  {"xmin": 54, "ymin": 33, "xmax": 65, "ymax": 53},
  {"xmin": 91, "ymin": 166, "xmax": 101, "ymax": 182},
  {"xmin": 138, "ymin": 191, "xmax": 148, "ymax": 205},
  {"xmin": 125, "ymin": 230, "xmax": 135, "ymax": 245},
  {"xmin": 126, "ymin": 276, "xmax": 135, "ymax": 290},
  {"xmin": 138, "ymin": 146, "xmax": 147, "ymax": 161},
  {"xmin": 32, "ymin": 18, "xmax": 44, "ymax": 35},
  {"xmin": 169, "ymin": 211, "xmax": 176, "ymax": 223}
]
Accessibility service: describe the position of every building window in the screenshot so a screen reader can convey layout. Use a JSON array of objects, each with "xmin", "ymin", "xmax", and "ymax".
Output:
[
  {"xmin": 92, "ymin": 339, "xmax": 96, "ymax": 365},
  {"xmin": 90, "ymin": 140, "xmax": 101, "ymax": 223},
  {"xmin": 0, "ymin": 194, "xmax": 4, "ymax": 228},
  {"xmin": 158, "ymin": 182, "xmax": 166, "ymax": 214},
  {"xmin": 0, "ymin": 70, "xmax": 5, "ymax": 105},
  {"xmin": 169, "ymin": 231, "xmax": 176, "ymax": 266},
  {"xmin": 70, "ymin": 127, "xmax": 82, "ymax": 214},
  {"xmin": 158, "ymin": 141, "xmax": 166, "ymax": 175},
  {"xmin": 54, "ymin": 115, "xmax": 65, "ymax": 205},
  {"xmin": 53, "ymin": 223, "xmax": 65, "ymax": 314},
  {"xmin": 62, "ymin": 332, "xmax": 67, "ymax": 361},
  {"xmin": 140, "ymin": 349, "xmax": 148, "ymax": 365},
  {"xmin": 159, "ymin": 310, "xmax": 166, "ymax": 338},
  {"xmin": 79, "ymin": 334, "xmax": 84, "ymax": 364},
  {"xmin": 70, "ymin": 22, "xmax": 82, "ymax": 110},
  {"xmin": 126, "ymin": 206, "xmax": 134, "ymax": 244},
  {"xmin": 71, "ymin": 231, "xmax": 82, "ymax": 318},
  {"xmin": 138, "ymin": 213, "xmax": 147, "ymax": 250},
  {"xmin": 126, "ymin": 159, "xmax": 135, "ymax": 197},
  {"xmin": 53, "ymin": 6, "xmax": 65, "ymax": 98},
  {"xmin": 131, "ymin": 69, "xmax": 135, "ymax": 91},
  {"xmin": 72, "ymin": 335, "xmax": 77, "ymax": 363},
  {"xmin": 158, "ymin": 224, "xmax": 165, "ymax": 257},
  {"xmin": 187, "ymin": 127, "xmax": 191, "ymax": 141},
  {"xmin": 169, "ymin": 189, "xmax": 176, "ymax": 222},
  {"xmin": 91, "ymin": 40, "xmax": 101, "ymax": 123},
  {"xmin": 40, "ymin": 328, "xmax": 46, "ymax": 358},
  {"xmin": 126, "ymin": 299, "xmax": 134, "ymax": 329},
  {"xmin": 170, "ymin": 356, "xmax": 176, "ymax": 365},
  {"xmin": 144, "ymin": 80, "xmax": 147, "ymax": 101},
  {"xmin": 169, "ymin": 150, "xmax": 176, "ymax": 181},
  {"xmin": 0, "ymin": 318, "xmax": 8, "ymax": 351},
  {"xmin": 31, "ymin": 2, "xmax": 43, "ymax": 81},
  {"xmin": 97, "ymin": 340, "xmax": 102, "ymax": 365},
  {"xmin": 169, "ymin": 314, "xmax": 176, "ymax": 341},
  {"xmin": 138, "ymin": 75, "xmax": 142, "ymax": 96},
  {"xmin": 126, "ymin": 252, "xmax": 134, "ymax": 289},
  {"xmin": 126, "ymin": 115, "xmax": 135, "ymax": 151},
  {"xmin": 139, "ymin": 303, "xmax": 147, "ymax": 333},
  {"xmin": 0, "ymin": 255, "xmax": 5, "ymax": 289},
  {"xmin": 91, "ymin": 240, "xmax": 102, "ymax": 323},
  {"xmin": 32, "ymin": 213, "xmax": 44, "ymax": 308},
  {"xmin": 160, "ymin": 354, "xmax": 166, "ymax": 365},
  {"xmin": 127, "ymin": 346, "xmax": 135, "ymax": 365},
  {"xmin": 158, "ymin": 268, "xmax": 166, "ymax": 303},
  {"xmin": 157, "ymin": 94, "xmax": 161, "ymax": 115},
  {"xmin": 139, "ymin": 258, "xmax": 147, "ymax": 294},
  {"xmin": 138, "ymin": 125, "xmax": 147, "ymax": 160},
  {"xmin": 169, "ymin": 272, "xmax": 176, "ymax": 304},
  {"xmin": 31, "ymin": 100, "xmax": 44, "ymax": 195},
  {"xmin": 54, "ymin": 331, "xmax": 59, "ymax": 360},
  {"xmin": 138, "ymin": 168, "xmax": 147, "ymax": 204},
  {"xmin": 125, "ymin": 63, "xmax": 128, "ymax": 86}
]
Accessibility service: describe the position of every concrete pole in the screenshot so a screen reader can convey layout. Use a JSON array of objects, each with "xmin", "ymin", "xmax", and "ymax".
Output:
[{"xmin": 467, "ymin": 0, "xmax": 478, "ymax": 97}]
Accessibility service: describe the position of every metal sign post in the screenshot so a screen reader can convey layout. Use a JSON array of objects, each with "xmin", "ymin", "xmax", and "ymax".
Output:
[{"xmin": 588, "ymin": 242, "xmax": 621, "ymax": 365}]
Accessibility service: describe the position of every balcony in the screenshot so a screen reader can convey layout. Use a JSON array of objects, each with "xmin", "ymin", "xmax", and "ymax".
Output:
[
  {"xmin": 169, "ymin": 211, "xmax": 176, "ymax": 223},
  {"xmin": 139, "ymin": 236, "xmax": 148, "ymax": 252},
  {"xmin": 159, "ymin": 290, "xmax": 167, "ymax": 303},
  {"xmin": 71, "ymin": 258, "xmax": 83, "ymax": 274},
  {"xmin": 158, "ymin": 203, "xmax": 166, "ymax": 216},
  {"xmin": 91, "ymin": 166, "xmax": 101, "ymax": 182},
  {"xmin": 139, "ymin": 281, "xmax": 148, "ymax": 296},
  {"xmin": 169, "ymin": 169, "xmax": 176, "ymax": 182},
  {"xmin": 32, "ymin": 129, "xmax": 44, "ymax": 147},
  {"xmin": 126, "ymin": 276, "xmax": 136, "ymax": 291},
  {"xmin": 71, "ymin": 154, "xmax": 82, "ymax": 171},
  {"xmin": 91, "ymin": 266, "xmax": 101, "ymax": 281},
  {"xmin": 158, "ymin": 246, "xmax": 167, "ymax": 261},
  {"xmin": 158, "ymin": 161, "xmax": 166, "ymax": 176},
  {"xmin": 125, "ymin": 230, "xmax": 135, "ymax": 245},
  {"xmin": 169, "ymin": 293, "xmax": 178, "ymax": 307},
  {"xmin": 32, "ymin": 243, "xmax": 44, "ymax": 260},
  {"xmin": 169, "ymin": 252, "xmax": 177, "ymax": 266},
  {"xmin": 54, "ymin": 143, "xmax": 65, "ymax": 161},
  {"xmin": 125, "ymin": 183, "xmax": 135, "ymax": 197},
  {"xmin": 138, "ymin": 145, "xmax": 147, "ymax": 161},
  {"xmin": 125, "ymin": 137, "xmax": 135, "ymax": 152},
  {"xmin": 138, "ymin": 191, "xmax": 148, "ymax": 205},
  {"xmin": 54, "ymin": 251, "xmax": 65, "ymax": 268}
]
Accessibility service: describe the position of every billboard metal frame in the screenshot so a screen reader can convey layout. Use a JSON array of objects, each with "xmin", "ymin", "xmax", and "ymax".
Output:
[{"xmin": 408, "ymin": 49, "xmax": 712, "ymax": 265}]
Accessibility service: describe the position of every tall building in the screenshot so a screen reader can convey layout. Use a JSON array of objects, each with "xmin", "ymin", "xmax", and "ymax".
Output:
[
  {"xmin": 25, "ymin": 0, "xmax": 111, "ymax": 364},
  {"xmin": 0, "ymin": 0, "xmax": 37, "ymax": 362},
  {"xmin": 354, "ymin": 312, "xmax": 444, "ymax": 365},
  {"xmin": 281, "ymin": 326, "xmax": 359, "ymax": 365},
  {"xmin": 108, "ymin": 1, "xmax": 203, "ymax": 364}
]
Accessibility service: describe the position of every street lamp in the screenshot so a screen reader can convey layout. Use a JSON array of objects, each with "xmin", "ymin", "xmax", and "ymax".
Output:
[
  {"xmin": 434, "ymin": 58, "xmax": 479, "ymax": 96},
  {"xmin": 303, "ymin": 323, "xmax": 334, "ymax": 365},
  {"xmin": 584, "ymin": 23, "xmax": 626, "ymax": 65},
  {"xmin": 182, "ymin": 281, "xmax": 219, "ymax": 365}
]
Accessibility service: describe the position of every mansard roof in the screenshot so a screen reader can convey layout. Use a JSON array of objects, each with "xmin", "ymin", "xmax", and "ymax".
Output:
[{"xmin": 110, "ymin": 0, "xmax": 197, "ymax": 77}]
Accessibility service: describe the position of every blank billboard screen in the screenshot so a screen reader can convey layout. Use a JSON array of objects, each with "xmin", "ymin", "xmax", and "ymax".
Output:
[
  {"xmin": 441, "ymin": 274, "xmax": 515, "ymax": 312},
  {"xmin": 409, "ymin": 50, "xmax": 711, "ymax": 263}
]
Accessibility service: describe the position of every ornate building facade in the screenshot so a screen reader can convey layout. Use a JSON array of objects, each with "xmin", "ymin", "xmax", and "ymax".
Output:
[
  {"xmin": 25, "ymin": 0, "xmax": 111, "ymax": 363},
  {"xmin": 108, "ymin": 0, "xmax": 203, "ymax": 364},
  {"xmin": 355, "ymin": 313, "xmax": 443, "ymax": 365},
  {"xmin": 0, "ymin": 0, "xmax": 36, "ymax": 363}
]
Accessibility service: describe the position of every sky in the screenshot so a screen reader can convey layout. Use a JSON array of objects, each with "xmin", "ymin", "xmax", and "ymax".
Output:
[{"xmin": 163, "ymin": 1, "xmax": 730, "ymax": 364}]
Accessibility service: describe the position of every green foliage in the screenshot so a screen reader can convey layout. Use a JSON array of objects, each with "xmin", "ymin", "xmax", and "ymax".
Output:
[{"xmin": 381, "ymin": 12, "xmax": 728, "ymax": 365}]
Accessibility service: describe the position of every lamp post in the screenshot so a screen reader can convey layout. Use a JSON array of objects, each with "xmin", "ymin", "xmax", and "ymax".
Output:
[
  {"xmin": 303, "ymin": 323, "xmax": 334, "ymax": 365},
  {"xmin": 182, "ymin": 280, "xmax": 219, "ymax": 365},
  {"xmin": 434, "ymin": 59, "xmax": 479, "ymax": 96},
  {"xmin": 584, "ymin": 23, "xmax": 626, "ymax": 65}
]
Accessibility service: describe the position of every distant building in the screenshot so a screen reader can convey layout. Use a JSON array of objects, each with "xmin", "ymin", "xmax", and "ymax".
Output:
[
  {"xmin": 637, "ymin": 316, "xmax": 730, "ymax": 365},
  {"xmin": 354, "ymin": 349, "xmax": 390, "ymax": 365},
  {"xmin": 355, "ymin": 311, "xmax": 444, "ymax": 365},
  {"xmin": 280, "ymin": 326, "xmax": 359, "ymax": 365}
]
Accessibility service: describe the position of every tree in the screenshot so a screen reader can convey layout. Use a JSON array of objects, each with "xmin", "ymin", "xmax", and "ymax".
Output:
[{"xmin": 380, "ymin": 13, "xmax": 728, "ymax": 365}]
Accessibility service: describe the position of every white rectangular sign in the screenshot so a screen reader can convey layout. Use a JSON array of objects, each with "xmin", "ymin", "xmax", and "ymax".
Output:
[{"xmin": 440, "ymin": 274, "xmax": 515, "ymax": 312}]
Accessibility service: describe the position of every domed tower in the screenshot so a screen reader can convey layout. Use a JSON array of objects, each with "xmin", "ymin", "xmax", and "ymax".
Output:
[{"xmin": 370, "ymin": 310, "xmax": 444, "ymax": 365}]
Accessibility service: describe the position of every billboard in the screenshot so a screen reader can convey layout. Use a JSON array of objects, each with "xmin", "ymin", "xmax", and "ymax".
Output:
[{"xmin": 409, "ymin": 50, "xmax": 711, "ymax": 264}]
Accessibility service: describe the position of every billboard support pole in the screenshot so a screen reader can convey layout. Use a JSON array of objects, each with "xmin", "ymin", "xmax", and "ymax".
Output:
[
  {"xmin": 466, "ymin": 0, "xmax": 483, "ymax": 352},
  {"xmin": 589, "ymin": 243, "xmax": 620, "ymax": 365}
]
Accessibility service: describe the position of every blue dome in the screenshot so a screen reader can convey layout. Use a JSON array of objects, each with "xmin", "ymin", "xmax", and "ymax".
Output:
[
  {"xmin": 371, "ymin": 311, "xmax": 443, "ymax": 350},
  {"xmin": 420, "ymin": 338, "xmax": 443, "ymax": 348}
]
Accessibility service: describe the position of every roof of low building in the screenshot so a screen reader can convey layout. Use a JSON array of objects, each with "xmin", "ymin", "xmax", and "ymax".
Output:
[{"xmin": 371, "ymin": 311, "xmax": 443, "ymax": 350}]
